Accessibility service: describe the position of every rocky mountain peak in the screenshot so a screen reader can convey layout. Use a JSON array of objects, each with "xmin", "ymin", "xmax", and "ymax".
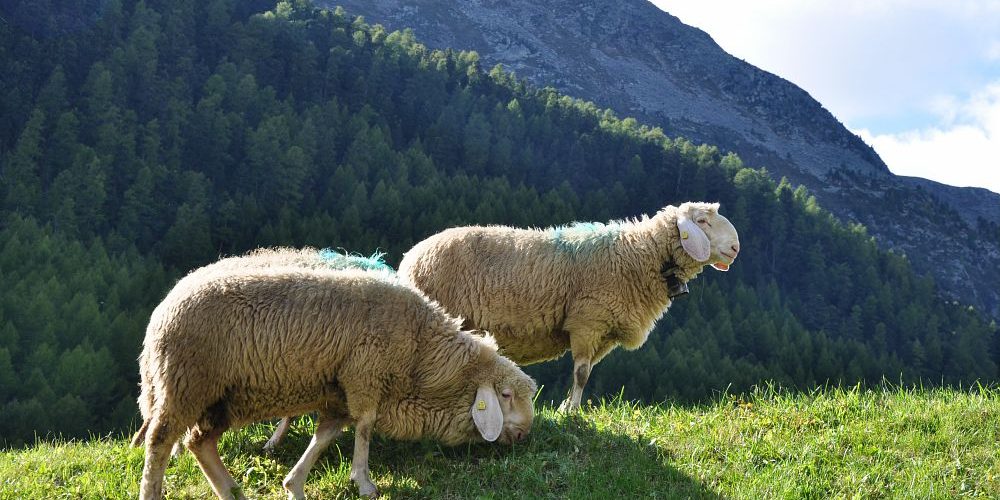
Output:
[{"xmin": 323, "ymin": 0, "xmax": 1000, "ymax": 318}]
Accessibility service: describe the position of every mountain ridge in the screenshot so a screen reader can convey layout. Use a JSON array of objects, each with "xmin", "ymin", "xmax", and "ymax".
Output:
[{"xmin": 322, "ymin": 0, "xmax": 1000, "ymax": 317}]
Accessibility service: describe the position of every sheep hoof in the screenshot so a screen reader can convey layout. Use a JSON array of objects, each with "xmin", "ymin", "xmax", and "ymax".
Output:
[
  {"xmin": 282, "ymin": 478, "xmax": 305, "ymax": 500},
  {"xmin": 358, "ymin": 483, "xmax": 379, "ymax": 497},
  {"xmin": 557, "ymin": 399, "xmax": 580, "ymax": 413},
  {"xmin": 262, "ymin": 439, "xmax": 279, "ymax": 453}
]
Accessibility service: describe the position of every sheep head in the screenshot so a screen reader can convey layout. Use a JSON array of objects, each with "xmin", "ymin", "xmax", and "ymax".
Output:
[
  {"xmin": 470, "ymin": 334, "xmax": 537, "ymax": 444},
  {"xmin": 676, "ymin": 202, "xmax": 740, "ymax": 271}
]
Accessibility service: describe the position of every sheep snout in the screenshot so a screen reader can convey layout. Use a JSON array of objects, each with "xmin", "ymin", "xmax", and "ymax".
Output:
[
  {"xmin": 498, "ymin": 425, "xmax": 529, "ymax": 444},
  {"xmin": 728, "ymin": 243, "xmax": 740, "ymax": 257}
]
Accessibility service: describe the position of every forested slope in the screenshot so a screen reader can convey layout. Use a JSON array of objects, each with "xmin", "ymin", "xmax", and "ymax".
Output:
[{"xmin": 0, "ymin": 0, "xmax": 995, "ymax": 446}]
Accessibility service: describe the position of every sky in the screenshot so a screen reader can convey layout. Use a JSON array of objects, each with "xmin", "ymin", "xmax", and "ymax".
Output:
[{"xmin": 653, "ymin": 0, "xmax": 1000, "ymax": 194}]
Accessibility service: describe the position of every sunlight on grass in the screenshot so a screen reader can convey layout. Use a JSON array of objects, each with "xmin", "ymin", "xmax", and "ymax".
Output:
[{"xmin": 1, "ymin": 385, "xmax": 997, "ymax": 498}]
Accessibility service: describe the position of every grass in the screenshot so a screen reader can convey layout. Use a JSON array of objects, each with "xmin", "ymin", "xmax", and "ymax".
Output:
[{"xmin": 2, "ymin": 385, "xmax": 999, "ymax": 499}]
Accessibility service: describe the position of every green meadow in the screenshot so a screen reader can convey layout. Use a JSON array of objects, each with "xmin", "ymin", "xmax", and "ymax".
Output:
[{"xmin": 3, "ymin": 385, "xmax": 998, "ymax": 499}]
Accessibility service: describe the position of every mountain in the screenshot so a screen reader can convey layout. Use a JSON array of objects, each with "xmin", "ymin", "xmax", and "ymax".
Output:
[
  {"xmin": 1, "ymin": 0, "xmax": 996, "ymax": 446},
  {"xmin": 321, "ymin": 0, "xmax": 1000, "ymax": 318}
]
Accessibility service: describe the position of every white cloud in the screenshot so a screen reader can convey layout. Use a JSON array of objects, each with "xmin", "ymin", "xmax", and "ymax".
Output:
[
  {"xmin": 652, "ymin": 0, "xmax": 1000, "ymax": 193},
  {"xmin": 854, "ymin": 83, "xmax": 1000, "ymax": 193},
  {"xmin": 654, "ymin": 0, "xmax": 1000, "ymax": 128},
  {"xmin": 986, "ymin": 40, "xmax": 1000, "ymax": 61}
]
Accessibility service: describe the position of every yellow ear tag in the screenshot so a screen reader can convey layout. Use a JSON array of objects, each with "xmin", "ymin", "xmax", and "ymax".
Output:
[
  {"xmin": 477, "ymin": 400, "xmax": 487, "ymax": 410},
  {"xmin": 681, "ymin": 231, "xmax": 689, "ymax": 240}
]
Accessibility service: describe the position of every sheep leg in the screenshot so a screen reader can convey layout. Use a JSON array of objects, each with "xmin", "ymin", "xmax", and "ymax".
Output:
[
  {"xmin": 349, "ymin": 410, "xmax": 379, "ymax": 497},
  {"xmin": 559, "ymin": 336, "xmax": 617, "ymax": 412},
  {"xmin": 171, "ymin": 439, "xmax": 185, "ymax": 458},
  {"xmin": 185, "ymin": 425, "xmax": 244, "ymax": 500},
  {"xmin": 172, "ymin": 428, "xmax": 193, "ymax": 457},
  {"xmin": 264, "ymin": 416, "xmax": 293, "ymax": 452},
  {"xmin": 140, "ymin": 418, "xmax": 181, "ymax": 500},
  {"xmin": 558, "ymin": 359, "xmax": 592, "ymax": 412},
  {"xmin": 282, "ymin": 414, "xmax": 350, "ymax": 500}
]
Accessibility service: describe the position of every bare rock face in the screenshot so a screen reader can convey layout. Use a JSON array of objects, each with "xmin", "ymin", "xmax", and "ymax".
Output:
[{"xmin": 322, "ymin": 0, "xmax": 1000, "ymax": 318}]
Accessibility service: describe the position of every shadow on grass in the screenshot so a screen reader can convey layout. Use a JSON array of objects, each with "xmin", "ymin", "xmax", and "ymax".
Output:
[{"xmin": 235, "ymin": 410, "xmax": 724, "ymax": 499}]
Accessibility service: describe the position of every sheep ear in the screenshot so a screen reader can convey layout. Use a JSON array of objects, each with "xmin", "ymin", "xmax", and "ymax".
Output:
[
  {"xmin": 677, "ymin": 216, "xmax": 711, "ymax": 261},
  {"xmin": 471, "ymin": 385, "xmax": 503, "ymax": 442}
]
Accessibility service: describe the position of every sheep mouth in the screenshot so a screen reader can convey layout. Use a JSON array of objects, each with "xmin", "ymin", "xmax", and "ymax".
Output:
[
  {"xmin": 712, "ymin": 255, "xmax": 733, "ymax": 272},
  {"xmin": 498, "ymin": 427, "xmax": 528, "ymax": 444},
  {"xmin": 710, "ymin": 252, "xmax": 736, "ymax": 272}
]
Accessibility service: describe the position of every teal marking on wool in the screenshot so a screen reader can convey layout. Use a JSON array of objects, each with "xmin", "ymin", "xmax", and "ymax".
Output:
[
  {"xmin": 318, "ymin": 248, "xmax": 395, "ymax": 273},
  {"xmin": 549, "ymin": 221, "xmax": 622, "ymax": 253}
]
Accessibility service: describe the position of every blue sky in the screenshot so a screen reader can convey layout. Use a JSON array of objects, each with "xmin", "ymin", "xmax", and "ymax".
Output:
[{"xmin": 654, "ymin": 0, "xmax": 1000, "ymax": 194}]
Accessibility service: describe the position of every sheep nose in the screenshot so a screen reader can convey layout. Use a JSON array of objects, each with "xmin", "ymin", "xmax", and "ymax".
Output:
[
  {"xmin": 515, "ymin": 430, "xmax": 524, "ymax": 441},
  {"xmin": 731, "ymin": 244, "xmax": 740, "ymax": 256}
]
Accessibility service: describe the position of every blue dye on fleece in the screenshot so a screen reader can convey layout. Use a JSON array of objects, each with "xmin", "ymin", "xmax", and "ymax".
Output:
[
  {"xmin": 318, "ymin": 248, "xmax": 395, "ymax": 273},
  {"xmin": 548, "ymin": 221, "xmax": 622, "ymax": 253}
]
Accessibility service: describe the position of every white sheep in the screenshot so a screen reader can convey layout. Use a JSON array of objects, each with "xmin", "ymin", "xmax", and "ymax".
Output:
[
  {"xmin": 131, "ymin": 264, "xmax": 536, "ymax": 499},
  {"xmin": 154, "ymin": 247, "xmax": 393, "ymax": 453},
  {"xmin": 399, "ymin": 201, "xmax": 739, "ymax": 412}
]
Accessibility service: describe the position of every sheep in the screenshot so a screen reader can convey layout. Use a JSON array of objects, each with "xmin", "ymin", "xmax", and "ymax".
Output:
[
  {"xmin": 131, "ymin": 264, "xmax": 537, "ymax": 499},
  {"xmin": 213, "ymin": 247, "xmax": 394, "ymax": 451},
  {"xmin": 398, "ymin": 201, "xmax": 739, "ymax": 412},
  {"xmin": 143, "ymin": 247, "xmax": 394, "ymax": 454}
]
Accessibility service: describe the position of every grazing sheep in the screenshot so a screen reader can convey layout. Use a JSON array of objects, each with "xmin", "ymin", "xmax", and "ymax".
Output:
[
  {"xmin": 143, "ymin": 247, "xmax": 394, "ymax": 454},
  {"xmin": 399, "ymin": 202, "xmax": 739, "ymax": 412},
  {"xmin": 131, "ymin": 265, "xmax": 536, "ymax": 499},
  {"xmin": 186, "ymin": 246, "xmax": 393, "ymax": 452}
]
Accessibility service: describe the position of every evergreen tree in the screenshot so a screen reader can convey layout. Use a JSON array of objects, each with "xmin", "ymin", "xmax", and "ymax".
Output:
[{"xmin": 3, "ymin": 109, "xmax": 46, "ymax": 214}]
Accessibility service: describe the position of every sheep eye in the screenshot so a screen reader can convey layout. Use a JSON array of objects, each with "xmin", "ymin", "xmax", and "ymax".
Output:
[{"xmin": 501, "ymin": 389, "xmax": 512, "ymax": 399}]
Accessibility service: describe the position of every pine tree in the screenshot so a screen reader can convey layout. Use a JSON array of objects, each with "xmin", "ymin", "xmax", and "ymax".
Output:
[{"xmin": 3, "ymin": 109, "xmax": 46, "ymax": 214}]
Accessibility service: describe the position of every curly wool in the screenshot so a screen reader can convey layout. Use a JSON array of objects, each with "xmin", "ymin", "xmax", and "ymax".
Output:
[
  {"xmin": 399, "ymin": 204, "xmax": 717, "ymax": 366},
  {"xmin": 133, "ymin": 247, "xmax": 395, "ymax": 431},
  {"xmin": 134, "ymin": 267, "xmax": 532, "ymax": 446}
]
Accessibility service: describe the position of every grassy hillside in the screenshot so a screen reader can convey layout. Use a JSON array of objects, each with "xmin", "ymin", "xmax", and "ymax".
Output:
[
  {"xmin": 1, "ymin": 0, "xmax": 996, "ymax": 446},
  {"xmin": 3, "ymin": 386, "xmax": 998, "ymax": 498}
]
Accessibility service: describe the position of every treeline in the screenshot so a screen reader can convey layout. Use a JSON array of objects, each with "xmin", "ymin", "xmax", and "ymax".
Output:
[{"xmin": 0, "ymin": 0, "xmax": 995, "ymax": 445}]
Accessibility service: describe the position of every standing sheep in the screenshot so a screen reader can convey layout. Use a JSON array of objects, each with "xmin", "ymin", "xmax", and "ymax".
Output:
[
  {"xmin": 399, "ymin": 202, "xmax": 739, "ymax": 412},
  {"xmin": 132, "ymin": 265, "xmax": 536, "ymax": 499}
]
